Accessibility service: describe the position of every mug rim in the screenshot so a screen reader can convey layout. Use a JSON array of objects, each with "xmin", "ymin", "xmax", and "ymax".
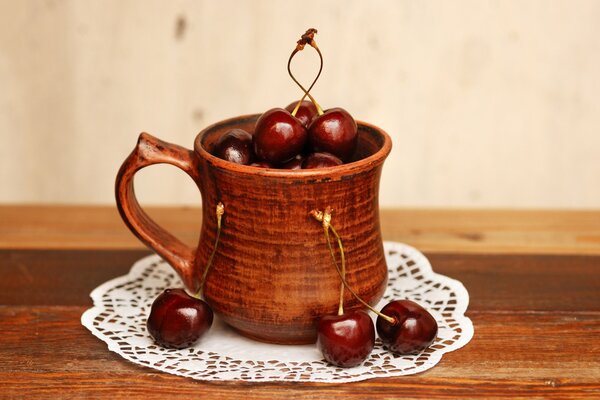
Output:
[{"xmin": 194, "ymin": 113, "xmax": 392, "ymax": 178}]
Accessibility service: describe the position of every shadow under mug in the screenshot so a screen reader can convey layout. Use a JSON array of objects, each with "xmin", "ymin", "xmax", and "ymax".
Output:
[{"xmin": 115, "ymin": 114, "xmax": 392, "ymax": 344}]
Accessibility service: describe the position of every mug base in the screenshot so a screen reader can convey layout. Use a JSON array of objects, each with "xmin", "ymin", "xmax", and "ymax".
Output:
[{"xmin": 230, "ymin": 325, "xmax": 317, "ymax": 345}]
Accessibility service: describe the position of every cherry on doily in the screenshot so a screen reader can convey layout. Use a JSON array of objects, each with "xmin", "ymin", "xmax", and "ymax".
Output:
[
  {"xmin": 317, "ymin": 310, "xmax": 375, "ymax": 368},
  {"xmin": 376, "ymin": 299, "xmax": 438, "ymax": 355},
  {"xmin": 146, "ymin": 288, "xmax": 213, "ymax": 349}
]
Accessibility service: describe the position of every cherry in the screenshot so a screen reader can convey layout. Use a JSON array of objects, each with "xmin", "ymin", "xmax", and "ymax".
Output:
[
  {"xmin": 285, "ymin": 100, "xmax": 318, "ymax": 128},
  {"xmin": 146, "ymin": 288, "xmax": 213, "ymax": 349},
  {"xmin": 376, "ymin": 300, "xmax": 438, "ymax": 355},
  {"xmin": 311, "ymin": 209, "xmax": 437, "ymax": 366},
  {"xmin": 308, "ymin": 108, "xmax": 357, "ymax": 162},
  {"xmin": 317, "ymin": 310, "xmax": 375, "ymax": 368},
  {"xmin": 212, "ymin": 129, "xmax": 253, "ymax": 165},
  {"xmin": 253, "ymin": 108, "xmax": 307, "ymax": 164},
  {"xmin": 249, "ymin": 161, "xmax": 273, "ymax": 168},
  {"xmin": 302, "ymin": 152, "xmax": 342, "ymax": 169},
  {"xmin": 281, "ymin": 154, "xmax": 304, "ymax": 170}
]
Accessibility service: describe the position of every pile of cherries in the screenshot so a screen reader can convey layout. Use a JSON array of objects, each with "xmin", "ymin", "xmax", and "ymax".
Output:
[
  {"xmin": 213, "ymin": 28, "xmax": 358, "ymax": 170},
  {"xmin": 212, "ymin": 100, "xmax": 358, "ymax": 170},
  {"xmin": 146, "ymin": 29, "xmax": 439, "ymax": 368}
]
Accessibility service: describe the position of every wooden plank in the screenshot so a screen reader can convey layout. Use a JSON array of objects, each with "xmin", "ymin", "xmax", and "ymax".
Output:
[
  {"xmin": 1, "ymin": 250, "xmax": 598, "ymax": 313},
  {"xmin": 1, "ymin": 306, "xmax": 598, "ymax": 399},
  {"xmin": 1, "ymin": 205, "xmax": 599, "ymax": 398},
  {"xmin": 0, "ymin": 205, "xmax": 200, "ymax": 251},
  {"xmin": 3, "ymin": 372, "xmax": 599, "ymax": 400},
  {"xmin": 380, "ymin": 208, "xmax": 600, "ymax": 256},
  {"xmin": 0, "ymin": 249, "xmax": 149, "ymax": 306},
  {"xmin": 1, "ymin": 205, "xmax": 599, "ymax": 255},
  {"xmin": 426, "ymin": 253, "xmax": 600, "ymax": 312}
]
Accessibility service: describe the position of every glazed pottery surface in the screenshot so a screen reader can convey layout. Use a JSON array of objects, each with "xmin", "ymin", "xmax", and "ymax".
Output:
[{"xmin": 116, "ymin": 114, "xmax": 392, "ymax": 344}]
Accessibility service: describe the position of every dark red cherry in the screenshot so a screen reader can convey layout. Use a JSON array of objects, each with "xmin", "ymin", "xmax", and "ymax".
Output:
[
  {"xmin": 285, "ymin": 100, "xmax": 318, "ymax": 128},
  {"xmin": 212, "ymin": 129, "xmax": 253, "ymax": 165},
  {"xmin": 281, "ymin": 154, "xmax": 304, "ymax": 170},
  {"xmin": 249, "ymin": 161, "xmax": 273, "ymax": 168},
  {"xmin": 376, "ymin": 300, "xmax": 438, "ymax": 355},
  {"xmin": 317, "ymin": 310, "xmax": 375, "ymax": 368},
  {"xmin": 254, "ymin": 108, "xmax": 307, "ymax": 164},
  {"xmin": 308, "ymin": 108, "xmax": 358, "ymax": 162},
  {"xmin": 302, "ymin": 152, "xmax": 342, "ymax": 169},
  {"xmin": 146, "ymin": 288, "xmax": 213, "ymax": 349}
]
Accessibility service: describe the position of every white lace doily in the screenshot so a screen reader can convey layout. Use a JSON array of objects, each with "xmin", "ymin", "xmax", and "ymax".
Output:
[{"xmin": 81, "ymin": 241, "xmax": 473, "ymax": 382}]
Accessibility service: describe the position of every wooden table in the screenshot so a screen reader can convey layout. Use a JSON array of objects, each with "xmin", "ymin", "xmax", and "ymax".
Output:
[{"xmin": 1, "ymin": 206, "xmax": 599, "ymax": 399}]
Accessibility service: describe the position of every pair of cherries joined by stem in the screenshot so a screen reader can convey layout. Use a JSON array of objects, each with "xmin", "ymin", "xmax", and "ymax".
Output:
[
  {"xmin": 212, "ymin": 29, "xmax": 357, "ymax": 170},
  {"xmin": 312, "ymin": 208, "xmax": 438, "ymax": 368}
]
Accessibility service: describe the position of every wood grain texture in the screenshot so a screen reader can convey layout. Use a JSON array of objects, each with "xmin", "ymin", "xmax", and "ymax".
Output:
[
  {"xmin": 1, "ymin": 306, "xmax": 598, "ymax": 399},
  {"xmin": 1, "ymin": 206, "xmax": 599, "ymax": 255},
  {"xmin": 1, "ymin": 206, "xmax": 600, "ymax": 399},
  {"xmin": 1, "ymin": 250, "xmax": 598, "ymax": 312}
]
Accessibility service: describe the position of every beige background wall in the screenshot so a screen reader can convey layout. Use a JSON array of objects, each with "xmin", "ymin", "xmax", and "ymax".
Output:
[{"xmin": 1, "ymin": 0, "xmax": 599, "ymax": 208}]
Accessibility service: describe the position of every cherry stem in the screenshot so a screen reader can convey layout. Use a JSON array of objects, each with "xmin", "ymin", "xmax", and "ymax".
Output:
[
  {"xmin": 287, "ymin": 29, "xmax": 324, "ymax": 116},
  {"xmin": 310, "ymin": 209, "xmax": 396, "ymax": 325},
  {"xmin": 197, "ymin": 202, "xmax": 225, "ymax": 298},
  {"xmin": 320, "ymin": 207, "xmax": 345, "ymax": 315}
]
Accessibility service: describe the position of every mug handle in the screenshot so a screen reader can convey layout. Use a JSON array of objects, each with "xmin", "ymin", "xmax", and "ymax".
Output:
[{"xmin": 115, "ymin": 132, "xmax": 201, "ymax": 291}]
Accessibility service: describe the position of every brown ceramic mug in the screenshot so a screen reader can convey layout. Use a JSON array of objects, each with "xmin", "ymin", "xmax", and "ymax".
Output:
[{"xmin": 115, "ymin": 114, "xmax": 392, "ymax": 344}]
